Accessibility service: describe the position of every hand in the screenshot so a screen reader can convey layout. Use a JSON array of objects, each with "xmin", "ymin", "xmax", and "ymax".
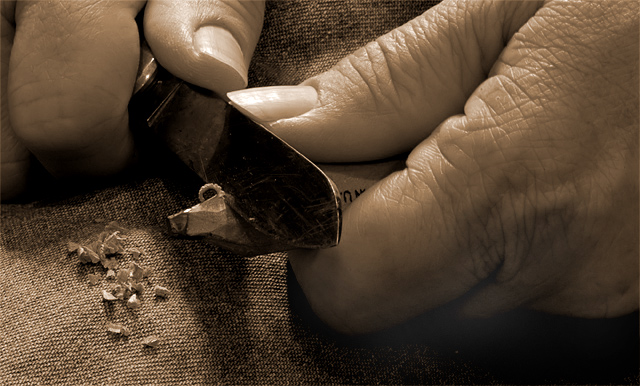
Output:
[
  {"xmin": 1, "ymin": 0, "xmax": 265, "ymax": 200},
  {"xmin": 228, "ymin": 0, "xmax": 639, "ymax": 334}
]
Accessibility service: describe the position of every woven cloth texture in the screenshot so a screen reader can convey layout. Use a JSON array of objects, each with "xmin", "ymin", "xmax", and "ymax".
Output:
[{"xmin": 1, "ymin": 1, "xmax": 639, "ymax": 385}]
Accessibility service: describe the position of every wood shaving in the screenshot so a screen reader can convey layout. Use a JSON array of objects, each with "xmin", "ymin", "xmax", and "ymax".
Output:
[
  {"xmin": 70, "ymin": 221, "xmax": 169, "ymax": 346},
  {"xmin": 102, "ymin": 231, "xmax": 125, "ymax": 255},
  {"xmin": 129, "ymin": 247, "xmax": 142, "ymax": 260},
  {"xmin": 76, "ymin": 247, "xmax": 89, "ymax": 263},
  {"xmin": 130, "ymin": 281, "xmax": 144, "ymax": 294},
  {"xmin": 154, "ymin": 285, "xmax": 170, "ymax": 298},
  {"xmin": 114, "ymin": 284, "xmax": 126, "ymax": 300},
  {"xmin": 130, "ymin": 263, "xmax": 144, "ymax": 281},
  {"xmin": 116, "ymin": 269, "xmax": 131, "ymax": 284},
  {"xmin": 69, "ymin": 222, "xmax": 128, "ymax": 265},
  {"xmin": 101, "ymin": 257, "xmax": 118, "ymax": 270},
  {"xmin": 198, "ymin": 183, "xmax": 225, "ymax": 202},
  {"xmin": 102, "ymin": 290, "xmax": 118, "ymax": 301},
  {"xmin": 105, "ymin": 221, "xmax": 128, "ymax": 234},
  {"xmin": 79, "ymin": 247, "xmax": 101, "ymax": 264},
  {"xmin": 127, "ymin": 294, "xmax": 141, "ymax": 309},
  {"xmin": 107, "ymin": 322, "xmax": 131, "ymax": 336},
  {"xmin": 88, "ymin": 274, "xmax": 101, "ymax": 285},
  {"xmin": 67, "ymin": 241, "xmax": 82, "ymax": 253},
  {"xmin": 142, "ymin": 336, "xmax": 160, "ymax": 348},
  {"xmin": 89, "ymin": 240, "xmax": 105, "ymax": 260},
  {"xmin": 107, "ymin": 322, "xmax": 122, "ymax": 333}
]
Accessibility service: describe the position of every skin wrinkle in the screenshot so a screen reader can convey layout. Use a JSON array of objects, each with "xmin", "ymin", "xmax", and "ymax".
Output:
[
  {"xmin": 452, "ymin": 124, "xmax": 484, "ymax": 167},
  {"xmin": 375, "ymin": 31, "xmax": 415, "ymax": 116},
  {"xmin": 494, "ymin": 198, "xmax": 533, "ymax": 286},
  {"xmin": 463, "ymin": 170, "xmax": 497, "ymax": 279},
  {"xmin": 336, "ymin": 50, "xmax": 377, "ymax": 95},
  {"xmin": 502, "ymin": 180, "xmax": 575, "ymax": 288},
  {"xmin": 444, "ymin": 16, "xmax": 482, "ymax": 89},
  {"xmin": 418, "ymin": 13, "xmax": 452, "ymax": 84},
  {"xmin": 18, "ymin": 2, "xmax": 87, "ymax": 42},
  {"xmin": 341, "ymin": 55, "xmax": 382, "ymax": 113},
  {"xmin": 413, "ymin": 25, "xmax": 458, "ymax": 104},
  {"xmin": 492, "ymin": 193, "xmax": 509, "ymax": 274},
  {"xmin": 401, "ymin": 171, "xmax": 433, "ymax": 238},
  {"xmin": 473, "ymin": 211, "xmax": 504, "ymax": 280},
  {"xmin": 498, "ymin": 68, "xmax": 546, "ymax": 109},
  {"xmin": 493, "ymin": 76, "xmax": 520, "ymax": 117},
  {"xmin": 466, "ymin": 202, "xmax": 502, "ymax": 282},
  {"xmin": 362, "ymin": 41, "xmax": 396, "ymax": 114},
  {"xmin": 515, "ymin": 7, "xmax": 631, "ymax": 99},
  {"xmin": 404, "ymin": 15, "xmax": 431, "ymax": 82},
  {"xmin": 530, "ymin": 49, "xmax": 584, "ymax": 95},
  {"xmin": 461, "ymin": 5, "xmax": 635, "ymax": 320},
  {"xmin": 470, "ymin": 167, "xmax": 507, "ymax": 260},
  {"xmin": 476, "ymin": 167, "xmax": 530, "ymax": 284},
  {"xmin": 484, "ymin": 121, "xmax": 509, "ymax": 165},
  {"xmin": 545, "ymin": 1, "xmax": 611, "ymax": 48},
  {"xmin": 10, "ymin": 72, "xmax": 123, "ymax": 110},
  {"xmin": 447, "ymin": 9, "xmax": 484, "ymax": 94},
  {"xmin": 468, "ymin": 2, "xmax": 504, "ymax": 80}
]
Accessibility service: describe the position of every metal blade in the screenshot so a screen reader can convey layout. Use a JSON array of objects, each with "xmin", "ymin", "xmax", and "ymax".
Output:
[{"xmin": 131, "ymin": 62, "xmax": 341, "ymax": 254}]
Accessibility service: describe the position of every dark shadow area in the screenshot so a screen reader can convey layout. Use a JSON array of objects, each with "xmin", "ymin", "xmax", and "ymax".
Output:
[{"xmin": 287, "ymin": 262, "xmax": 640, "ymax": 384}]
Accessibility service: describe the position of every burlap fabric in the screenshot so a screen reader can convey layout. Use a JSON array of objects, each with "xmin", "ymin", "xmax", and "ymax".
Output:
[{"xmin": 1, "ymin": 1, "xmax": 638, "ymax": 384}]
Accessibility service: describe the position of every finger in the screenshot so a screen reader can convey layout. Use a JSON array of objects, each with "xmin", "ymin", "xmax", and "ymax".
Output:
[
  {"xmin": 144, "ymin": 0, "xmax": 265, "ymax": 95},
  {"xmin": 8, "ymin": 0, "xmax": 144, "ymax": 178},
  {"xmin": 1, "ymin": 0, "xmax": 31, "ymax": 200},
  {"xmin": 228, "ymin": 0, "xmax": 542, "ymax": 162}
]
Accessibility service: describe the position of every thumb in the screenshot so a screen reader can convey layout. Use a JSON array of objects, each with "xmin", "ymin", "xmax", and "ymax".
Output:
[
  {"xmin": 144, "ymin": 0, "xmax": 265, "ymax": 95},
  {"xmin": 228, "ymin": 0, "xmax": 541, "ymax": 162}
]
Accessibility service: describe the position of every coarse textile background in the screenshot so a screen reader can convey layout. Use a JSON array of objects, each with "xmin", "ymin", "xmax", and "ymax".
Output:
[{"xmin": 1, "ymin": 1, "xmax": 638, "ymax": 384}]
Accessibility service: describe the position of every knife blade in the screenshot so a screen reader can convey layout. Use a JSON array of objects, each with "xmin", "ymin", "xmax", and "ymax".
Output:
[{"xmin": 130, "ymin": 42, "xmax": 341, "ymax": 256}]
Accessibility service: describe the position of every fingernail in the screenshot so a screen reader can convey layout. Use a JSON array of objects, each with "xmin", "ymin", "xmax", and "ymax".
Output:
[
  {"xmin": 194, "ymin": 26, "xmax": 248, "ymax": 91},
  {"xmin": 227, "ymin": 86, "xmax": 318, "ymax": 122}
]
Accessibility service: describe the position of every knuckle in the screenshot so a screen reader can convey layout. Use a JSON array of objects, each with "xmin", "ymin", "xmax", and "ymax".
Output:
[
  {"xmin": 332, "ymin": 18, "xmax": 443, "ymax": 119},
  {"xmin": 213, "ymin": 0, "xmax": 265, "ymax": 44},
  {"xmin": 429, "ymin": 118, "xmax": 574, "ymax": 284}
]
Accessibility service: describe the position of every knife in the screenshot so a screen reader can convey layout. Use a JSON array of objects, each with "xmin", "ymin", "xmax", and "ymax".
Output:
[{"xmin": 129, "ymin": 41, "xmax": 342, "ymax": 256}]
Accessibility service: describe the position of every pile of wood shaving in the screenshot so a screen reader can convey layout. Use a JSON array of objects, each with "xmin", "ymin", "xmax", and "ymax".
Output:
[{"xmin": 68, "ymin": 221, "xmax": 170, "ymax": 347}]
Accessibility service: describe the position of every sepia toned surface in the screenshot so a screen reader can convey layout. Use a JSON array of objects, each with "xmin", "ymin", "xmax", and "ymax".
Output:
[{"xmin": 1, "ymin": 1, "xmax": 638, "ymax": 384}]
